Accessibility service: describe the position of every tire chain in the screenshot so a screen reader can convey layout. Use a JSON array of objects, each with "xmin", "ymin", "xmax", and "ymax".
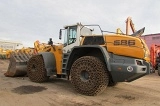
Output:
[
  {"xmin": 70, "ymin": 56, "xmax": 109, "ymax": 96},
  {"xmin": 27, "ymin": 54, "xmax": 49, "ymax": 82}
]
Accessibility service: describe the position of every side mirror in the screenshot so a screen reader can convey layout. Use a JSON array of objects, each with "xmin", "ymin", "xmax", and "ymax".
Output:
[{"xmin": 59, "ymin": 29, "xmax": 62, "ymax": 40}]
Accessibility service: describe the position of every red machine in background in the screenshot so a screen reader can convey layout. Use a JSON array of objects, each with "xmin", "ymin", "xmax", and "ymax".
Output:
[{"xmin": 150, "ymin": 44, "xmax": 160, "ymax": 75}]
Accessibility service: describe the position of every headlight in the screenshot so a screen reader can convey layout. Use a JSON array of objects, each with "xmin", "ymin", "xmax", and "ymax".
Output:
[
  {"xmin": 136, "ymin": 60, "xmax": 143, "ymax": 65},
  {"xmin": 144, "ymin": 51, "xmax": 150, "ymax": 62},
  {"xmin": 144, "ymin": 51, "xmax": 150, "ymax": 58}
]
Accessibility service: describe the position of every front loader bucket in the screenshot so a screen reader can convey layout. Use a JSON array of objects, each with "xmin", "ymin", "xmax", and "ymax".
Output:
[{"xmin": 4, "ymin": 51, "xmax": 33, "ymax": 77}]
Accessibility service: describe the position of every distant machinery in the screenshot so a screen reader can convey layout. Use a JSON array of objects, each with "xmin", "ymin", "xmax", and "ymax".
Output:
[{"xmin": 0, "ymin": 39, "xmax": 23, "ymax": 59}]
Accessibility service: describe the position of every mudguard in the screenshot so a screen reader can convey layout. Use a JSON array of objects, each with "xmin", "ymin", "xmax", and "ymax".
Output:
[
  {"xmin": 65, "ymin": 45, "xmax": 111, "ymax": 73},
  {"xmin": 39, "ymin": 52, "xmax": 56, "ymax": 76}
]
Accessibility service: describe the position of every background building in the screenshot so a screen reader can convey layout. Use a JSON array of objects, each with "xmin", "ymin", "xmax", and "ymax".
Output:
[
  {"xmin": 141, "ymin": 33, "xmax": 160, "ymax": 49},
  {"xmin": 0, "ymin": 39, "xmax": 23, "ymax": 51}
]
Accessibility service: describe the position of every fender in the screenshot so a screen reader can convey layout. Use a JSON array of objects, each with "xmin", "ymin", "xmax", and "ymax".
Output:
[
  {"xmin": 65, "ymin": 45, "xmax": 111, "ymax": 72},
  {"xmin": 39, "ymin": 52, "xmax": 56, "ymax": 76}
]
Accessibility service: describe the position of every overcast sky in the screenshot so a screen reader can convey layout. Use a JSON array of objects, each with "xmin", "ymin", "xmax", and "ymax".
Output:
[{"xmin": 0, "ymin": 0, "xmax": 160, "ymax": 47}]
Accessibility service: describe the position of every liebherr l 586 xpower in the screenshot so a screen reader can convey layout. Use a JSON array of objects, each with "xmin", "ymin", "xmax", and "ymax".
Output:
[{"xmin": 6, "ymin": 23, "xmax": 151, "ymax": 96}]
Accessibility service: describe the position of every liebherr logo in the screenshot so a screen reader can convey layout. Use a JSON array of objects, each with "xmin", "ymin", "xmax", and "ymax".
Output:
[{"xmin": 127, "ymin": 66, "xmax": 133, "ymax": 72}]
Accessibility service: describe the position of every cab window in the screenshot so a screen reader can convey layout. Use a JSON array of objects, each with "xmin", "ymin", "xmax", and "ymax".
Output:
[{"xmin": 68, "ymin": 26, "xmax": 77, "ymax": 45}]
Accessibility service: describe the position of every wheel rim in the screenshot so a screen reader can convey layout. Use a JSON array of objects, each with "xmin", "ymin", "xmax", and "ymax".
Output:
[{"xmin": 80, "ymin": 70, "xmax": 89, "ymax": 82}]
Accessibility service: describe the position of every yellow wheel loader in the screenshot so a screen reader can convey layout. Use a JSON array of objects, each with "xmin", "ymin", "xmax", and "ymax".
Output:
[
  {"xmin": 0, "ymin": 48, "xmax": 12, "ymax": 59},
  {"xmin": 27, "ymin": 23, "xmax": 151, "ymax": 95},
  {"xmin": 5, "ymin": 23, "xmax": 151, "ymax": 96}
]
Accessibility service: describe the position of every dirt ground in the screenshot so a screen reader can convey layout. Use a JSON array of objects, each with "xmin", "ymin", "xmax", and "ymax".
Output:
[{"xmin": 0, "ymin": 60, "xmax": 160, "ymax": 106}]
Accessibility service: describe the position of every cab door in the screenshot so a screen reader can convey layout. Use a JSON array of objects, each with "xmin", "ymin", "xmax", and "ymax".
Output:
[{"xmin": 63, "ymin": 26, "xmax": 80, "ymax": 53}]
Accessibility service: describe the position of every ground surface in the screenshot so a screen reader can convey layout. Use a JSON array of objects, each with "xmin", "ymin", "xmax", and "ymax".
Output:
[{"xmin": 0, "ymin": 59, "xmax": 160, "ymax": 106}]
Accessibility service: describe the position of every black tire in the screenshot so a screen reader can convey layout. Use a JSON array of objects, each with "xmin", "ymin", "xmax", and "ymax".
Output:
[
  {"xmin": 158, "ymin": 70, "xmax": 160, "ymax": 76},
  {"xmin": 27, "ymin": 54, "xmax": 49, "ymax": 82},
  {"xmin": 158, "ymin": 67, "xmax": 160, "ymax": 76},
  {"xmin": 70, "ymin": 56, "xmax": 109, "ymax": 96},
  {"xmin": 108, "ymin": 80, "xmax": 117, "ymax": 87}
]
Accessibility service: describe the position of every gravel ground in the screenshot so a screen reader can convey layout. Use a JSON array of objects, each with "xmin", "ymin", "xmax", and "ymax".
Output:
[{"xmin": 0, "ymin": 59, "xmax": 160, "ymax": 106}]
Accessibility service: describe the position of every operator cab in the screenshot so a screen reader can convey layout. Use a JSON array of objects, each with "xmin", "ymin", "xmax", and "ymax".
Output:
[{"xmin": 59, "ymin": 23, "xmax": 93, "ymax": 53}]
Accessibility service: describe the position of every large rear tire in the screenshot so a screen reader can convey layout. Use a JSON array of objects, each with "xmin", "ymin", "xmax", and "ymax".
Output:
[
  {"xmin": 158, "ymin": 67, "xmax": 160, "ymax": 76},
  {"xmin": 158, "ymin": 64, "xmax": 160, "ymax": 76},
  {"xmin": 70, "ymin": 56, "xmax": 109, "ymax": 96},
  {"xmin": 27, "ymin": 55, "xmax": 49, "ymax": 82}
]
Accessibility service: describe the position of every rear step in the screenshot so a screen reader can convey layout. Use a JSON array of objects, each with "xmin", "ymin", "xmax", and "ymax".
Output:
[{"xmin": 4, "ymin": 51, "xmax": 33, "ymax": 77}]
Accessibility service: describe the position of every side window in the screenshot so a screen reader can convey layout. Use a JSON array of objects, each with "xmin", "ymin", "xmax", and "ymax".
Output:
[{"xmin": 68, "ymin": 27, "xmax": 77, "ymax": 45}]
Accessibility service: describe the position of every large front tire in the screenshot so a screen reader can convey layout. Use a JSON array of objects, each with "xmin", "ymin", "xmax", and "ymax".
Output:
[
  {"xmin": 70, "ymin": 56, "xmax": 109, "ymax": 96},
  {"xmin": 27, "ymin": 55, "xmax": 49, "ymax": 82}
]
